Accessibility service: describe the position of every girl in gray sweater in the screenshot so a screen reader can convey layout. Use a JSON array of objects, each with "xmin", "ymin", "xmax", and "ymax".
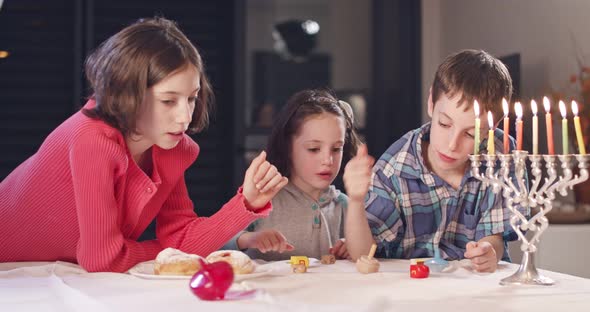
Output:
[{"xmin": 225, "ymin": 89, "xmax": 361, "ymax": 260}]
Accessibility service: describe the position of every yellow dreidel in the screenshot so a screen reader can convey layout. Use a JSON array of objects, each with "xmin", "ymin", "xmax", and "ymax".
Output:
[{"xmin": 290, "ymin": 256, "xmax": 309, "ymax": 267}]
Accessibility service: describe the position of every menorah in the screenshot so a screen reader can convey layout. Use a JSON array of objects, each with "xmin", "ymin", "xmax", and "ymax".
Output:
[{"xmin": 468, "ymin": 151, "xmax": 589, "ymax": 286}]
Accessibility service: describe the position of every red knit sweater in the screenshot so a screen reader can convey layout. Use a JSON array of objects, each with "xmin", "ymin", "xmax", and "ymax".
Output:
[{"xmin": 0, "ymin": 100, "xmax": 270, "ymax": 272}]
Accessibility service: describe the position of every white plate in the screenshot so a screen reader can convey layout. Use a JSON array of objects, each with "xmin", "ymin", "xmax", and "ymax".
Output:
[{"xmin": 128, "ymin": 260, "xmax": 272, "ymax": 281}]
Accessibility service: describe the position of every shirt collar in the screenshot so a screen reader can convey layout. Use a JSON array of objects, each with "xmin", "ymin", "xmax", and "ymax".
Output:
[
  {"xmin": 283, "ymin": 182, "xmax": 339, "ymax": 207},
  {"xmin": 390, "ymin": 122, "xmax": 480, "ymax": 188}
]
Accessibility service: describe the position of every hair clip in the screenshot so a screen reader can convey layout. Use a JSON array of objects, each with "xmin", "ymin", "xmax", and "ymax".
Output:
[{"xmin": 337, "ymin": 100, "xmax": 354, "ymax": 124}]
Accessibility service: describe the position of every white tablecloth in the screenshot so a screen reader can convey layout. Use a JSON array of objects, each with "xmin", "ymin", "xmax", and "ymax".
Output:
[{"xmin": 1, "ymin": 258, "xmax": 589, "ymax": 312}]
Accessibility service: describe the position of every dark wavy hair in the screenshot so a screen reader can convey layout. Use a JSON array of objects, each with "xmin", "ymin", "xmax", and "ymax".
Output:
[
  {"xmin": 83, "ymin": 17, "xmax": 213, "ymax": 136},
  {"xmin": 266, "ymin": 89, "xmax": 361, "ymax": 178}
]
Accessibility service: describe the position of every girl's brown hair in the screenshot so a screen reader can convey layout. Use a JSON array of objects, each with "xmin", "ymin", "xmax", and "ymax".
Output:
[
  {"xmin": 267, "ymin": 89, "xmax": 361, "ymax": 178},
  {"xmin": 83, "ymin": 17, "xmax": 213, "ymax": 135}
]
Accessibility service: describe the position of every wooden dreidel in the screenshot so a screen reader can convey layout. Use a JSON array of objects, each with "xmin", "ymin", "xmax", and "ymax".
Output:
[
  {"xmin": 321, "ymin": 254, "xmax": 336, "ymax": 264},
  {"xmin": 356, "ymin": 243, "xmax": 380, "ymax": 274},
  {"xmin": 410, "ymin": 259, "xmax": 430, "ymax": 279}
]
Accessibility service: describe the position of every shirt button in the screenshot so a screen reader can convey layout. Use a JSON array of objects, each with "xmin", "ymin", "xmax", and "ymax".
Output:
[
  {"xmin": 311, "ymin": 204, "xmax": 318, "ymax": 210},
  {"xmin": 146, "ymin": 187, "xmax": 153, "ymax": 193}
]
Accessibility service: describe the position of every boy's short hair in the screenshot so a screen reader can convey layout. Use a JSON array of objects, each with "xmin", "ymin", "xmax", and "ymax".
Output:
[
  {"xmin": 431, "ymin": 49, "xmax": 512, "ymax": 117},
  {"xmin": 83, "ymin": 17, "xmax": 213, "ymax": 135}
]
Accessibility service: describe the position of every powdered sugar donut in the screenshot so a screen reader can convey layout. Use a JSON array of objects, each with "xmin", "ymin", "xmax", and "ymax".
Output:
[
  {"xmin": 206, "ymin": 250, "xmax": 255, "ymax": 274},
  {"xmin": 154, "ymin": 247, "xmax": 204, "ymax": 276}
]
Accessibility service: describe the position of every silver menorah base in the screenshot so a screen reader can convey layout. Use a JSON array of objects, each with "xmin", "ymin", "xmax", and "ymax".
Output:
[
  {"xmin": 469, "ymin": 151, "xmax": 589, "ymax": 286},
  {"xmin": 500, "ymin": 251, "xmax": 554, "ymax": 286}
]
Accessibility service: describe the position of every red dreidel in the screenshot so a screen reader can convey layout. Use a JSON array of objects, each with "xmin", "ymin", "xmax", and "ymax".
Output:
[
  {"xmin": 189, "ymin": 258, "xmax": 234, "ymax": 300},
  {"xmin": 410, "ymin": 259, "xmax": 430, "ymax": 279}
]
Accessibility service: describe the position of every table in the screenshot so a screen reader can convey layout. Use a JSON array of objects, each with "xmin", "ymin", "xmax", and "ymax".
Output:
[{"xmin": 1, "ymin": 258, "xmax": 589, "ymax": 311}]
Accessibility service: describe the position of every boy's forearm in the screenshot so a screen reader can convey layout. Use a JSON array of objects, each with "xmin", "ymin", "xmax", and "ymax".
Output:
[
  {"xmin": 345, "ymin": 199, "xmax": 376, "ymax": 260},
  {"xmin": 478, "ymin": 234, "xmax": 504, "ymax": 262}
]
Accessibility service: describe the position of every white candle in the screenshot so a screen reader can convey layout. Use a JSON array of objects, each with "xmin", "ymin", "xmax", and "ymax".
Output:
[
  {"xmin": 531, "ymin": 99, "xmax": 538, "ymax": 155},
  {"xmin": 502, "ymin": 99, "xmax": 510, "ymax": 154},
  {"xmin": 474, "ymin": 100, "xmax": 481, "ymax": 154},
  {"xmin": 487, "ymin": 111, "xmax": 495, "ymax": 155}
]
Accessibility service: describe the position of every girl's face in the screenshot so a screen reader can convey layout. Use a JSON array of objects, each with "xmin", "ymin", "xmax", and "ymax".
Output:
[
  {"xmin": 129, "ymin": 64, "xmax": 200, "ymax": 157},
  {"xmin": 290, "ymin": 112, "xmax": 346, "ymax": 200}
]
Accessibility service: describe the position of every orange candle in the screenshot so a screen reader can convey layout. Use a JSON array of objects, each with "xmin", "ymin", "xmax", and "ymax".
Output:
[
  {"xmin": 572, "ymin": 100, "xmax": 586, "ymax": 154},
  {"xmin": 487, "ymin": 111, "xmax": 495, "ymax": 155},
  {"xmin": 502, "ymin": 98, "xmax": 510, "ymax": 153},
  {"xmin": 543, "ymin": 97, "xmax": 555, "ymax": 155},
  {"xmin": 515, "ymin": 101, "xmax": 523, "ymax": 151},
  {"xmin": 531, "ymin": 99, "xmax": 538, "ymax": 155}
]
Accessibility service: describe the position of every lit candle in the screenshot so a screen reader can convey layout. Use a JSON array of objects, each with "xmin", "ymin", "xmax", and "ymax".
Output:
[
  {"xmin": 474, "ymin": 100, "xmax": 481, "ymax": 154},
  {"xmin": 559, "ymin": 100, "xmax": 568, "ymax": 155},
  {"xmin": 487, "ymin": 111, "xmax": 495, "ymax": 155},
  {"xmin": 531, "ymin": 99, "xmax": 538, "ymax": 155},
  {"xmin": 571, "ymin": 100, "xmax": 586, "ymax": 155},
  {"xmin": 502, "ymin": 98, "xmax": 510, "ymax": 153},
  {"xmin": 543, "ymin": 96, "xmax": 555, "ymax": 155},
  {"xmin": 515, "ymin": 102, "xmax": 523, "ymax": 150}
]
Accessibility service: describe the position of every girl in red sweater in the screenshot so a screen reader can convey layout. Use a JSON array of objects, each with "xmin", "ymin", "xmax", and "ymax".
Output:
[{"xmin": 0, "ymin": 17, "xmax": 288, "ymax": 272}]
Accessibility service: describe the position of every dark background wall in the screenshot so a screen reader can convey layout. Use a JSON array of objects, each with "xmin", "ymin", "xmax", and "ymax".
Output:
[
  {"xmin": 0, "ymin": 0, "xmax": 421, "ymax": 238},
  {"xmin": 0, "ymin": 0, "xmax": 236, "ymax": 221}
]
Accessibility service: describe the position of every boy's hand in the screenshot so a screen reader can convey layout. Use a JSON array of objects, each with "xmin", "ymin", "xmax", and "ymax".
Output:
[
  {"xmin": 464, "ymin": 241, "xmax": 497, "ymax": 272},
  {"xmin": 243, "ymin": 151, "xmax": 289, "ymax": 211},
  {"xmin": 239, "ymin": 229, "xmax": 294, "ymax": 253},
  {"xmin": 343, "ymin": 144, "xmax": 375, "ymax": 202},
  {"xmin": 329, "ymin": 238, "xmax": 350, "ymax": 259}
]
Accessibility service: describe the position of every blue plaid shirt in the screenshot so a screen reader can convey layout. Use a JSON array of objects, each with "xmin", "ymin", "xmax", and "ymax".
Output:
[{"xmin": 366, "ymin": 122, "xmax": 528, "ymax": 261}]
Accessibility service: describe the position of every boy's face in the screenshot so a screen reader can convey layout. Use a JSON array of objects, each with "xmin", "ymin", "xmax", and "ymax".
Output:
[
  {"xmin": 426, "ymin": 91, "xmax": 478, "ymax": 176},
  {"xmin": 289, "ymin": 112, "xmax": 345, "ymax": 199}
]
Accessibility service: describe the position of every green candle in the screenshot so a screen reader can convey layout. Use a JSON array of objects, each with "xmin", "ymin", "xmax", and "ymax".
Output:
[
  {"xmin": 474, "ymin": 100, "xmax": 480, "ymax": 154},
  {"xmin": 559, "ymin": 100, "xmax": 568, "ymax": 154}
]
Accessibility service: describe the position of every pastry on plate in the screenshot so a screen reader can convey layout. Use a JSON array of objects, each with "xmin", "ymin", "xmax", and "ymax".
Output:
[
  {"xmin": 154, "ymin": 247, "xmax": 204, "ymax": 276},
  {"xmin": 206, "ymin": 250, "xmax": 255, "ymax": 274}
]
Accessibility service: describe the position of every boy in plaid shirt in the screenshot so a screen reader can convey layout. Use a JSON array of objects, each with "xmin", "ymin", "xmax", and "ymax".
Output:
[{"xmin": 344, "ymin": 50, "xmax": 527, "ymax": 272}]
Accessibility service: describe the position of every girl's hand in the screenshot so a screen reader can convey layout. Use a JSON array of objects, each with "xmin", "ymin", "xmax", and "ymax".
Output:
[
  {"xmin": 243, "ymin": 151, "xmax": 289, "ymax": 211},
  {"xmin": 329, "ymin": 238, "xmax": 350, "ymax": 259},
  {"xmin": 464, "ymin": 241, "xmax": 498, "ymax": 273},
  {"xmin": 343, "ymin": 144, "xmax": 375, "ymax": 203},
  {"xmin": 238, "ymin": 229, "xmax": 294, "ymax": 253}
]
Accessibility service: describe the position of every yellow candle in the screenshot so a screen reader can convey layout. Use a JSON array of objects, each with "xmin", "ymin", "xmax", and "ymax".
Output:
[
  {"xmin": 502, "ymin": 99, "xmax": 510, "ymax": 154},
  {"xmin": 515, "ymin": 102, "xmax": 523, "ymax": 150},
  {"xmin": 531, "ymin": 99, "xmax": 538, "ymax": 155},
  {"xmin": 474, "ymin": 100, "xmax": 481, "ymax": 154},
  {"xmin": 543, "ymin": 97, "xmax": 555, "ymax": 155},
  {"xmin": 487, "ymin": 111, "xmax": 495, "ymax": 155},
  {"xmin": 559, "ymin": 100, "xmax": 568, "ymax": 155},
  {"xmin": 572, "ymin": 100, "xmax": 586, "ymax": 155}
]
